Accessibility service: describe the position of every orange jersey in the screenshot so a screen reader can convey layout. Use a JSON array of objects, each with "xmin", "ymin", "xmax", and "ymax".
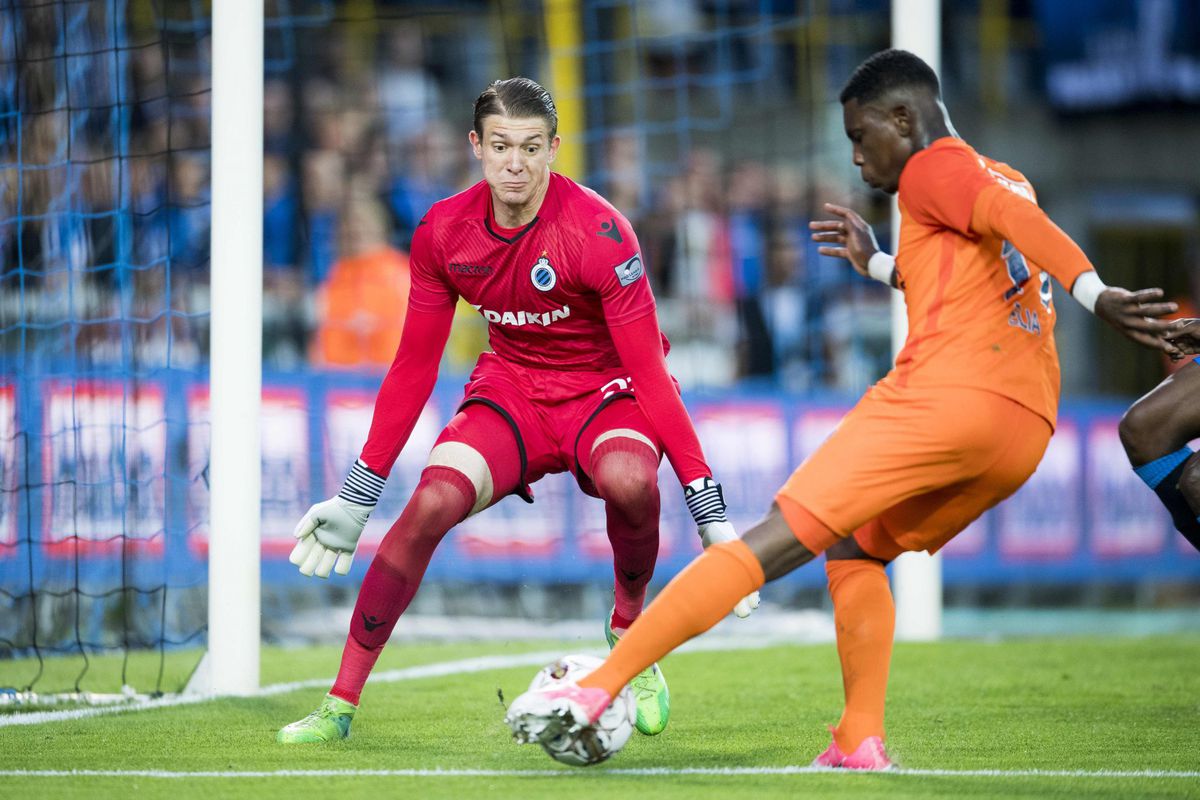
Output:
[
  {"xmin": 889, "ymin": 137, "xmax": 1093, "ymax": 428},
  {"xmin": 312, "ymin": 246, "xmax": 412, "ymax": 367}
]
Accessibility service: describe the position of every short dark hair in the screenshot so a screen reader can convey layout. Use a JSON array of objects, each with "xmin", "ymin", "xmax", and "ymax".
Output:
[
  {"xmin": 473, "ymin": 77, "xmax": 558, "ymax": 138},
  {"xmin": 839, "ymin": 49, "xmax": 941, "ymax": 105}
]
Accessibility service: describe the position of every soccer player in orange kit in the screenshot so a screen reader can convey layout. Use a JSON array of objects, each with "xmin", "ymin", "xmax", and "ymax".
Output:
[{"xmin": 504, "ymin": 49, "xmax": 1179, "ymax": 769}]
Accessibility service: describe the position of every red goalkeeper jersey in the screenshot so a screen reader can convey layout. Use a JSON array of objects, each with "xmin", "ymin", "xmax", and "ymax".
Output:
[{"xmin": 409, "ymin": 172, "xmax": 665, "ymax": 370}]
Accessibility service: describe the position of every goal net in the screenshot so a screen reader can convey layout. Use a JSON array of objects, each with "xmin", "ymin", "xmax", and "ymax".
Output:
[{"xmin": 0, "ymin": 0, "xmax": 216, "ymax": 704}]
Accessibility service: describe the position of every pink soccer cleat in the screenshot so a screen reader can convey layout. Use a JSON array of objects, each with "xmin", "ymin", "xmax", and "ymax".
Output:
[
  {"xmin": 840, "ymin": 736, "xmax": 894, "ymax": 770},
  {"xmin": 504, "ymin": 682, "xmax": 614, "ymax": 745},
  {"xmin": 811, "ymin": 736, "xmax": 847, "ymax": 768},
  {"xmin": 811, "ymin": 727, "xmax": 895, "ymax": 771}
]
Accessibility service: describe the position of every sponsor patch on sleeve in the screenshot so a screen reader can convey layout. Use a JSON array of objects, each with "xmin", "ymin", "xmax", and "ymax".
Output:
[{"xmin": 613, "ymin": 254, "xmax": 644, "ymax": 287}]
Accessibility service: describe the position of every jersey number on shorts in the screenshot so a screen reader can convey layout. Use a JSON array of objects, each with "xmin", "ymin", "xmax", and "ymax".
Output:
[{"xmin": 600, "ymin": 376, "xmax": 632, "ymax": 399}]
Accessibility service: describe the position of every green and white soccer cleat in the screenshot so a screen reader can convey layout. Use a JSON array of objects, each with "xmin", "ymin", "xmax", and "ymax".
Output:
[
  {"xmin": 276, "ymin": 694, "xmax": 357, "ymax": 743},
  {"xmin": 605, "ymin": 609, "xmax": 669, "ymax": 736}
]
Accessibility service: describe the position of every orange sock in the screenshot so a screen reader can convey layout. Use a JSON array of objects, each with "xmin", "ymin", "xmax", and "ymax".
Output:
[
  {"xmin": 826, "ymin": 558, "xmax": 895, "ymax": 753},
  {"xmin": 580, "ymin": 540, "xmax": 766, "ymax": 698}
]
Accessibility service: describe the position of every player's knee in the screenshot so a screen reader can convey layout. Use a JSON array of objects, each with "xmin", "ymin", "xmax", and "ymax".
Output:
[
  {"xmin": 1118, "ymin": 397, "xmax": 1162, "ymax": 465},
  {"xmin": 593, "ymin": 456, "xmax": 657, "ymax": 509},
  {"xmin": 1179, "ymin": 455, "xmax": 1200, "ymax": 515},
  {"xmin": 382, "ymin": 467, "xmax": 476, "ymax": 554},
  {"xmin": 425, "ymin": 441, "xmax": 493, "ymax": 516},
  {"xmin": 591, "ymin": 442, "xmax": 659, "ymax": 522},
  {"xmin": 408, "ymin": 472, "xmax": 469, "ymax": 522},
  {"xmin": 742, "ymin": 503, "xmax": 816, "ymax": 581}
]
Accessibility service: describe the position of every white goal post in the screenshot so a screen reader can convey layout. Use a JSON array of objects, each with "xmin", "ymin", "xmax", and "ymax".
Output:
[
  {"xmin": 201, "ymin": 0, "xmax": 265, "ymax": 695},
  {"xmin": 890, "ymin": 0, "xmax": 944, "ymax": 642}
]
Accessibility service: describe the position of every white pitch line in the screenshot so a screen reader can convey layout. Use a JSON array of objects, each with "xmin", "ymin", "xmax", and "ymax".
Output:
[
  {"xmin": 1, "ymin": 767, "xmax": 1198, "ymax": 780},
  {"xmin": 0, "ymin": 649, "xmax": 575, "ymax": 728}
]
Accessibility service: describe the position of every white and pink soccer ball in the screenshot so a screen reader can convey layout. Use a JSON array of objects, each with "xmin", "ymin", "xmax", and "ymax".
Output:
[{"xmin": 523, "ymin": 654, "xmax": 636, "ymax": 766}]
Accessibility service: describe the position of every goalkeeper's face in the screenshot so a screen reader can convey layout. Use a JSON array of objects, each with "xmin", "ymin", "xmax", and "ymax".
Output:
[{"xmin": 470, "ymin": 115, "xmax": 561, "ymax": 213}]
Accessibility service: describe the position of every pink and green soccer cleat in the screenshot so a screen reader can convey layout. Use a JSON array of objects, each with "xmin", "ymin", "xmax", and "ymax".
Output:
[
  {"xmin": 605, "ymin": 609, "xmax": 670, "ymax": 735},
  {"xmin": 276, "ymin": 694, "xmax": 357, "ymax": 743}
]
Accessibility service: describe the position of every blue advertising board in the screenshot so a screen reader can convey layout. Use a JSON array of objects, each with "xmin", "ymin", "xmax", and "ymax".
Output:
[{"xmin": 0, "ymin": 370, "xmax": 1196, "ymax": 594}]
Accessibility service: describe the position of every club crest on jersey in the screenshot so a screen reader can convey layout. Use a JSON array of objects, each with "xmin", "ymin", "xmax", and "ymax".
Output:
[
  {"xmin": 613, "ymin": 254, "xmax": 644, "ymax": 287},
  {"xmin": 530, "ymin": 255, "xmax": 557, "ymax": 292}
]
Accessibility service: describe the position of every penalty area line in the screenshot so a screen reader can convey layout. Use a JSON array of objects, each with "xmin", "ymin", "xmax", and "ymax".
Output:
[
  {"xmin": 1, "ymin": 767, "xmax": 1199, "ymax": 780},
  {"xmin": 0, "ymin": 649, "xmax": 577, "ymax": 728}
]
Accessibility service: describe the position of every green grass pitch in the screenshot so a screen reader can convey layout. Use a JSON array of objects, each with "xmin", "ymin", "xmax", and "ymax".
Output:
[{"xmin": 3, "ymin": 635, "xmax": 1199, "ymax": 799}]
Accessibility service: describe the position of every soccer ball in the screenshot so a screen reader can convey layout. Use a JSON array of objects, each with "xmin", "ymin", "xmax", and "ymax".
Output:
[{"xmin": 525, "ymin": 653, "xmax": 636, "ymax": 766}]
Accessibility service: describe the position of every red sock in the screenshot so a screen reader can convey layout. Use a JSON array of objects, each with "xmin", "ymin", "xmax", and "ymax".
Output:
[
  {"xmin": 581, "ymin": 540, "xmax": 765, "ymax": 698},
  {"xmin": 609, "ymin": 608, "xmax": 637, "ymax": 632},
  {"xmin": 330, "ymin": 467, "xmax": 474, "ymax": 705},
  {"xmin": 591, "ymin": 437, "xmax": 661, "ymax": 628}
]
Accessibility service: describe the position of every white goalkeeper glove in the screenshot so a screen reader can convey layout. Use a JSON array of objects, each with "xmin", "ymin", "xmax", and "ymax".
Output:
[
  {"xmin": 289, "ymin": 459, "xmax": 383, "ymax": 579},
  {"xmin": 684, "ymin": 477, "xmax": 761, "ymax": 619}
]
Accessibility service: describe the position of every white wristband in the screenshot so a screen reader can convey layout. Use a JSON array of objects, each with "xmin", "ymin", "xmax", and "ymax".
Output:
[
  {"xmin": 867, "ymin": 251, "xmax": 896, "ymax": 285},
  {"xmin": 1071, "ymin": 271, "xmax": 1107, "ymax": 314}
]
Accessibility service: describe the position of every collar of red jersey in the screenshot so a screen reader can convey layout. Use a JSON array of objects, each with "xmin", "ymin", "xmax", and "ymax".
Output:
[{"xmin": 481, "ymin": 171, "xmax": 565, "ymax": 233}]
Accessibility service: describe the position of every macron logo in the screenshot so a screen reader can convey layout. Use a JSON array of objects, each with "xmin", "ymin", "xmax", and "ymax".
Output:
[{"xmin": 471, "ymin": 304, "xmax": 572, "ymax": 327}]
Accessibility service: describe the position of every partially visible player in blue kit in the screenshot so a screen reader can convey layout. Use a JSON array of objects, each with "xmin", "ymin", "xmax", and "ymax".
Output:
[{"xmin": 1120, "ymin": 318, "xmax": 1200, "ymax": 551}]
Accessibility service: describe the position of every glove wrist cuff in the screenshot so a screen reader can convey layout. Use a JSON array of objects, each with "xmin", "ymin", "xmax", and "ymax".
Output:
[
  {"xmin": 684, "ymin": 476, "xmax": 728, "ymax": 526},
  {"xmin": 338, "ymin": 459, "xmax": 385, "ymax": 507}
]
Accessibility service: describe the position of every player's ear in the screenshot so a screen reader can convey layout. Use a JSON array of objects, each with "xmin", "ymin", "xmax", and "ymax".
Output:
[
  {"xmin": 890, "ymin": 103, "xmax": 912, "ymax": 138},
  {"xmin": 468, "ymin": 129, "xmax": 483, "ymax": 160},
  {"xmin": 547, "ymin": 135, "xmax": 561, "ymax": 164}
]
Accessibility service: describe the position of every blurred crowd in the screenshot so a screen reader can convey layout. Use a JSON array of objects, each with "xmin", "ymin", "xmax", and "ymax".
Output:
[{"xmin": 1, "ymin": 9, "xmax": 894, "ymax": 392}]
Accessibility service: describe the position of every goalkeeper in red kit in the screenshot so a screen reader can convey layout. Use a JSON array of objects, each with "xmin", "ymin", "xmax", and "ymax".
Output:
[{"xmin": 276, "ymin": 77, "xmax": 757, "ymax": 743}]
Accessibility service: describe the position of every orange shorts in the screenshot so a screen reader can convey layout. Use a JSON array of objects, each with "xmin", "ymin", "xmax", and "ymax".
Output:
[{"xmin": 776, "ymin": 382, "xmax": 1052, "ymax": 560}]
